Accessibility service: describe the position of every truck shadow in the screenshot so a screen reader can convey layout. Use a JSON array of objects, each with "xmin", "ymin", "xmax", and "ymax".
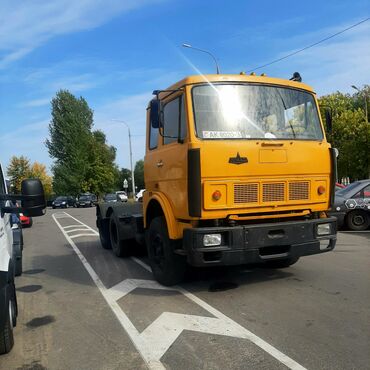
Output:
[{"xmin": 183, "ymin": 264, "xmax": 294, "ymax": 292}]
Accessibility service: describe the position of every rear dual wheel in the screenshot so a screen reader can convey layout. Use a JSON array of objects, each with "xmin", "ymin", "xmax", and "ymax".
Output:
[{"xmin": 109, "ymin": 214, "xmax": 130, "ymax": 257}]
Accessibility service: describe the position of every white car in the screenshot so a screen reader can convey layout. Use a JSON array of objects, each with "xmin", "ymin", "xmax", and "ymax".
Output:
[
  {"xmin": 135, "ymin": 189, "xmax": 145, "ymax": 202},
  {"xmin": 0, "ymin": 165, "xmax": 46, "ymax": 354},
  {"xmin": 116, "ymin": 191, "xmax": 128, "ymax": 202}
]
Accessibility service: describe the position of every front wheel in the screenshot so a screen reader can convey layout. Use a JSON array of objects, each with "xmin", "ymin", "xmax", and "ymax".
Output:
[
  {"xmin": 346, "ymin": 210, "xmax": 369, "ymax": 231},
  {"xmin": 147, "ymin": 217, "xmax": 186, "ymax": 286},
  {"xmin": 0, "ymin": 286, "xmax": 15, "ymax": 354}
]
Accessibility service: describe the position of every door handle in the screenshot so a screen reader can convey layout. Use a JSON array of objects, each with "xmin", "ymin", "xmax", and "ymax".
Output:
[{"xmin": 156, "ymin": 160, "xmax": 164, "ymax": 168}]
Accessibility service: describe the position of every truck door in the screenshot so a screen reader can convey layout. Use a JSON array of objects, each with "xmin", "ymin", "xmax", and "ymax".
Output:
[{"xmin": 145, "ymin": 94, "xmax": 188, "ymax": 220}]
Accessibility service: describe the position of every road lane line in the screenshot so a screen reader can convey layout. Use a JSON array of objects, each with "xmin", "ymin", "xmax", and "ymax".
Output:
[
  {"xmin": 69, "ymin": 233, "xmax": 99, "ymax": 239},
  {"xmin": 63, "ymin": 224, "xmax": 89, "ymax": 229},
  {"xmin": 65, "ymin": 228, "xmax": 91, "ymax": 233},
  {"xmin": 53, "ymin": 212, "xmax": 308, "ymax": 370}
]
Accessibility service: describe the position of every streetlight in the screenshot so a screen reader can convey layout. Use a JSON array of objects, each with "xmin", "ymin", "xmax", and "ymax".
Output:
[
  {"xmin": 111, "ymin": 119, "xmax": 136, "ymax": 198},
  {"xmin": 182, "ymin": 43, "xmax": 220, "ymax": 74},
  {"xmin": 351, "ymin": 85, "xmax": 368, "ymax": 123}
]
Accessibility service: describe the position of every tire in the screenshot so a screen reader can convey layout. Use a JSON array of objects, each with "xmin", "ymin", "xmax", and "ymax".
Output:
[
  {"xmin": 0, "ymin": 286, "xmax": 15, "ymax": 354},
  {"xmin": 147, "ymin": 217, "xmax": 186, "ymax": 286},
  {"xmin": 99, "ymin": 218, "xmax": 112, "ymax": 250},
  {"xmin": 346, "ymin": 210, "xmax": 369, "ymax": 231},
  {"xmin": 263, "ymin": 256, "xmax": 299, "ymax": 269},
  {"xmin": 109, "ymin": 214, "xmax": 129, "ymax": 257},
  {"xmin": 28, "ymin": 218, "xmax": 33, "ymax": 227}
]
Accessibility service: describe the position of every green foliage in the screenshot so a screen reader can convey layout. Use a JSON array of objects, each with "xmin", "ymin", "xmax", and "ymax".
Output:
[
  {"xmin": 6, "ymin": 156, "xmax": 31, "ymax": 193},
  {"xmin": 6, "ymin": 156, "xmax": 53, "ymax": 197},
  {"xmin": 134, "ymin": 160, "xmax": 145, "ymax": 190},
  {"xmin": 46, "ymin": 90, "xmax": 118, "ymax": 197},
  {"xmin": 319, "ymin": 87, "xmax": 370, "ymax": 181}
]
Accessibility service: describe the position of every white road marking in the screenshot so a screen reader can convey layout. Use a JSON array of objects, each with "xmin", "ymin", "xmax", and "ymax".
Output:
[
  {"xmin": 69, "ymin": 233, "xmax": 98, "ymax": 239},
  {"xmin": 63, "ymin": 224, "xmax": 89, "ymax": 229},
  {"xmin": 53, "ymin": 212, "xmax": 307, "ymax": 370}
]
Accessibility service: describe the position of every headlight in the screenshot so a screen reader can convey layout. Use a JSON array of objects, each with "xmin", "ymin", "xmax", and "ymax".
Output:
[
  {"xmin": 62, "ymin": 201, "xmax": 66, "ymax": 204},
  {"xmin": 317, "ymin": 223, "xmax": 331, "ymax": 236},
  {"xmin": 203, "ymin": 234, "xmax": 222, "ymax": 246}
]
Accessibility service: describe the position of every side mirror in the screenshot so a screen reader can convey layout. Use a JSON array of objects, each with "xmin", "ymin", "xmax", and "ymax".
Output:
[
  {"xmin": 325, "ymin": 109, "xmax": 333, "ymax": 134},
  {"xmin": 150, "ymin": 99, "xmax": 161, "ymax": 129},
  {"xmin": 21, "ymin": 179, "xmax": 46, "ymax": 217}
]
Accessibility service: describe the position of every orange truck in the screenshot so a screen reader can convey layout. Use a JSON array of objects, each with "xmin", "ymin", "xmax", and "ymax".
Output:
[{"xmin": 96, "ymin": 73, "xmax": 337, "ymax": 285}]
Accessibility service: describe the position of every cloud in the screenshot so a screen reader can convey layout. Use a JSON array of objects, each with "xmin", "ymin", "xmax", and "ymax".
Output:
[
  {"xmin": 0, "ymin": 0, "xmax": 165, "ymax": 68},
  {"xmin": 94, "ymin": 92, "xmax": 151, "ymax": 169},
  {"xmin": 233, "ymin": 18, "xmax": 370, "ymax": 96},
  {"xmin": 20, "ymin": 98, "xmax": 51, "ymax": 108},
  {"xmin": 0, "ymin": 120, "xmax": 51, "ymax": 173}
]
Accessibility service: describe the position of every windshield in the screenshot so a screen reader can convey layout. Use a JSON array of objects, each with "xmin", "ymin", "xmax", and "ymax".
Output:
[
  {"xmin": 192, "ymin": 84, "xmax": 323, "ymax": 140},
  {"xmin": 56, "ymin": 196, "xmax": 67, "ymax": 201},
  {"xmin": 336, "ymin": 182, "xmax": 361, "ymax": 197},
  {"xmin": 104, "ymin": 194, "xmax": 116, "ymax": 200},
  {"xmin": 79, "ymin": 195, "xmax": 90, "ymax": 201}
]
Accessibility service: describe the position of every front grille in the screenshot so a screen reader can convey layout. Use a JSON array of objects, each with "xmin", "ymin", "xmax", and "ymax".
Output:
[
  {"xmin": 262, "ymin": 183, "xmax": 285, "ymax": 202},
  {"xmin": 233, "ymin": 180, "xmax": 310, "ymax": 205},
  {"xmin": 289, "ymin": 181, "xmax": 309, "ymax": 200},
  {"xmin": 234, "ymin": 183, "xmax": 258, "ymax": 203}
]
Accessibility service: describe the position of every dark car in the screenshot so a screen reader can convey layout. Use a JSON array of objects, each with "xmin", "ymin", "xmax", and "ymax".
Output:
[
  {"xmin": 52, "ymin": 196, "xmax": 75, "ymax": 208},
  {"xmin": 103, "ymin": 193, "xmax": 119, "ymax": 203},
  {"xmin": 329, "ymin": 179, "xmax": 370, "ymax": 231},
  {"xmin": 76, "ymin": 193, "xmax": 97, "ymax": 207}
]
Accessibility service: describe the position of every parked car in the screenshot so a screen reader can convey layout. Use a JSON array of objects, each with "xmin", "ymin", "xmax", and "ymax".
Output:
[
  {"xmin": 52, "ymin": 196, "xmax": 75, "ymax": 208},
  {"xmin": 11, "ymin": 214, "xmax": 23, "ymax": 277},
  {"xmin": 330, "ymin": 179, "xmax": 370, "ymax": 231},
  {"xmin": 76, "ymin": 193, "xmax": 97, "ymax": 207},
  {"xmin": 135, "ymin": 189, "xmax": 145, "ymax": 202},
  {"xmin": 103, "ymin": 193, "xmax": 119, "ymax": 203},
  {"xmin": 116, "ymin": 191, "xmax": 128, "ymax": 202},
  {"xmin": 335, "ymin": 182, "xmax": 346, "ymax": 191},
  {"xmin": 19, "ymin": 213, "xmax": 33, "ymax": 227}
]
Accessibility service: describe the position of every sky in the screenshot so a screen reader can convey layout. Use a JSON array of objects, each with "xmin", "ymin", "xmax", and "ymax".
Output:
[{"xmin": 0, "ymin": 0, "xmax": 369, "ymax": 173}]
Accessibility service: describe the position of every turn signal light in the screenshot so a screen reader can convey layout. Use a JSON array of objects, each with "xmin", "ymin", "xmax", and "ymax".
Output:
[
  {"xmin": 317, "ymin": 186, "xmax": 326, "ymax": 195},
  {"xmin": 212, "ymin": 190, "xmax": 222, "ymax": 201}
]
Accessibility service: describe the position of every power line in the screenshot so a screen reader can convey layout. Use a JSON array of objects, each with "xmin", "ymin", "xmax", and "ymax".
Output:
[{"xmin": 247, "ymin": 17, "xmax": 370, "ymax": 72}]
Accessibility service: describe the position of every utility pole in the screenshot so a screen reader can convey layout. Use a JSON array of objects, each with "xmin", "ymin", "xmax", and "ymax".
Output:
[{"xmin": 112, "ymin": 119, "xmax": 136, "ymax": 198}]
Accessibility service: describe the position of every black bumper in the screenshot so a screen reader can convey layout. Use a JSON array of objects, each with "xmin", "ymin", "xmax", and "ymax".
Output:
[{"xmin": 183, "ymin": 217, "xmax": 337, "ymax": 267}]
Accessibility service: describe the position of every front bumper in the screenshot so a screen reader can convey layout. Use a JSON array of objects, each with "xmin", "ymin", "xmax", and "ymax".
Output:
[{"xmin": 183, "ymin": 217, "xmax": 337, "ymax": 267}]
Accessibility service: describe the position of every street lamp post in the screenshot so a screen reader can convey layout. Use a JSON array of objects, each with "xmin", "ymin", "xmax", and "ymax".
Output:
[
  {"xmin": 112, "ymin": 119, "xmax": 136, "ymax": 198},
  {"xmin": 182, "ymin": 43, "xmax": 220, "ymax": 74},
  {"xmin": 351, "ymin": 85, "xmax": 368, "ymax": 124}
]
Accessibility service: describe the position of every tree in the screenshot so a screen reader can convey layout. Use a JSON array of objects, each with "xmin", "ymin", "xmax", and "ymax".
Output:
[
  {"xmin": 6, "ymin": 156, "xmax": 31, "ymax": 193},
  {"xmin": 29, "ymin": 162, "xmax": 53, "ymax": 198},
  {"xmin": 46, "ymin": 90, "xmax": 96, "ymax": 195},
  {"xmin": 7, "ymin": 156, "xmax": 53, "ymax": 197},
  {"xmin": 84, "ymin": 130, "xmax": 118, "ymax": 197},
  {"xmin": 319, "ymin": 90, "xmax": 370, "ymax": 181},
  {"xmin": 115, "ymin": 168, "xmax": 132, "ymax": 192},
  {"xmin": 134, "ymin": 160, "xmax": 145, "ymax": 190}
]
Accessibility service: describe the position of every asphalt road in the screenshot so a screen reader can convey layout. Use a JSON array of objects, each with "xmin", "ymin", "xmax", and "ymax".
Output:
[{"xmin": 1, "ymin": 207, "xmax": 369, "ymax": 370}]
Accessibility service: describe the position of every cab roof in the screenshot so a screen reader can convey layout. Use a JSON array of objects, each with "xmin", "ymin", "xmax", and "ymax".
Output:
[{"xmin": 156, "ymin": 74, "xmax": 315, "ymax": 100}]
